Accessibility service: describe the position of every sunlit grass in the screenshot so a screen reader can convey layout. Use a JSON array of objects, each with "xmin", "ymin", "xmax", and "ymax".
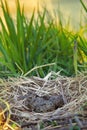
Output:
[{"xmin": 0, "ymin": 0, "xmax": 87, "ymax": 77}]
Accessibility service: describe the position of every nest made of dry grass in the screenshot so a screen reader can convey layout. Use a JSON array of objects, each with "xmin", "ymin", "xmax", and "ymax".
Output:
[{"xmin": 0, "ymin": 71, "xmax": 87, "ymax": 126}]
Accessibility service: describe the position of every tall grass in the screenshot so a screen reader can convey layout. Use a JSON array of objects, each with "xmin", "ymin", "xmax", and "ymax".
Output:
[
  {"xmin": 77, "ymin": 0, "xmax": 87, "ymax": 72},
  {"xmin": 0, "ymin": 0, "xmax": 87, "ymax": 77}
]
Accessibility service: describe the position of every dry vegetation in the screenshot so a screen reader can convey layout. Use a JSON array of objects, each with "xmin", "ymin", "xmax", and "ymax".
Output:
[{"xmin": 0, "ymin": 72, "xmax": 87, "ymax": 129}]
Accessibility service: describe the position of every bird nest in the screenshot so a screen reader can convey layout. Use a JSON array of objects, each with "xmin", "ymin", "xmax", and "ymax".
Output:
[{"xmin": 0, "ymin": 71, "xmax": 87, "ymax": 129}]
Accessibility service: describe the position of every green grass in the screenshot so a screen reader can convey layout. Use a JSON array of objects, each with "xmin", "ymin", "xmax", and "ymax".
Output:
[{"xmin": 0, "ymin": 0, "xmax": 87, "ymax": 77}]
